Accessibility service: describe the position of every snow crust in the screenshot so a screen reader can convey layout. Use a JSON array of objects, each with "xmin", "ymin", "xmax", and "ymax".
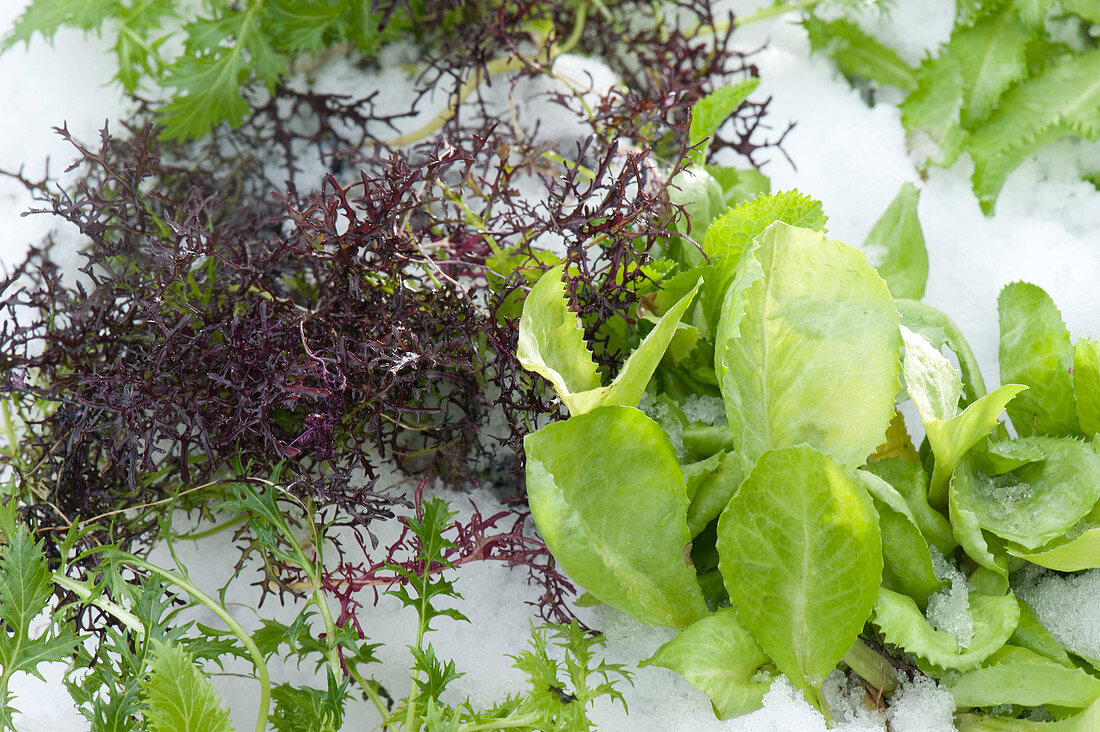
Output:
[{"xmin": 6, "ymin": 0, "xmax": 1100, "ymax": 729}]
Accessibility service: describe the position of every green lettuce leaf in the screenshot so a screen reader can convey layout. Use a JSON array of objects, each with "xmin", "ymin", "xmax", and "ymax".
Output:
[
  {"xmin": 524, "ymin": 406, "xmax": 707, "ymax": 627},
  {"xmin": 718, "ymin": 222, "xmax": 901, "ymax": 473},
  {"xmin": 872, "ymin": 587, "xmax": 1019, "ymax": 672},
  {"xmin": 863, "ymin": 183, "xmax": 928, "ymax": 300},
  {"xmin": 716, "ymin": 445, "xmax": 882, "ymax": 713},
  {"xmin": 688, "ymin": 79, "xmax": 761, "ymax": 166},
  {"xmin": 998, "ymin": 281, "xmax": 1079, "ymax": 437},
  {"xmin": 643, "ymin": 608, "xmax": 771, "ymax": 719},
  {"xmin": 1074, "ymin": 337, "xmax": 1100, "ymax": 439},
  {"xmin": 947, "ymin": 645, "xmax": 1100, "ymax": 708},
  {"xmin": 141, "ymin": 640, "xmax": 232, "ymax": 732}
]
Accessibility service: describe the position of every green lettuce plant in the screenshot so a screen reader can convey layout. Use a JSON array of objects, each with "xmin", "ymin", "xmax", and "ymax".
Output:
[{"xmin": 517, "ymin": 170, "xmax": 1100, "ymax": 726}]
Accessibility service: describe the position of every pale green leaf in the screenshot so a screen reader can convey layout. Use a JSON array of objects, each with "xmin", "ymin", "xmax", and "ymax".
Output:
[
  {"xmin": 719, "ymin": 222, "xmax": 901, "ymax": 473},
  {"xmin": 643, "ymin": 608, "xmax": 770, "ymax": 719},
  {"xmin": 957, "ymin": 697, "xmax": 1100, "ymax": 730},
  {"xmin": 924, "ymin": 383, "xmax": 1026, "ymax": 507},
  {"xmin": 900, "ymin": 325, "xmax": 963, "ymax": 423},
  {"xmin": 1074, "ymin": 338, "xmax": 1100, "ymax": 439},
  {"xmin": 669, "ymin": 166, "xmax": 725, "ymax": 267},
  {"xmin": 516, "ymin": 265, "xmax": 601, "ymax": 405},
  {"xmin": 897, "ymin": 299, "xmax": 989, "ymax": 404},
  {"xmin": 569, "ymin": 279, "xmax": 700, "ymax": 414},
  {"xmin": 686, "ymin": 452, "xmax": 743, "ymax": 537},
  {"xmin": 864, "ymin": 183, "xmax": 928, "ymax": 300},
  {"xmin": 141, "ymin": 640, "xmax": 232, "ymax": 732},
  {"xmin": 699, "ymin": 192, "xmax": 826, "ymax": 338},
  {"xmin": 804, "ymin": 16, "xmax": 917, "ymax": 91},
  {"xmin": 951, "ymin": 437, "xmax": 1100, "ymax": 551},
  {"xmin": 688, "ymin": 79, "xmax": 760, "ymax": 166},
  {"xmin": 857, "ymin": 470, "xmax": 943, "ymax": 608},
  {"xmin": 872, "ymin": 587, "xmax": 1019, "ymax": 672},
  {"xmin": 998, "ymin": 282, "xmax": 1079, "ymax": 436},
  {"xmin": 716, "ymin": 446, "xmax": 882, "ymax": 712},
  {"xmin": 864, "ymin": 457, "xmax": 957, "ymax": 556},
  {"xmin": 524, "ymin": 407, "xmax": 707, "ymax": 628},
  {"xmin": 705, "ymin": 166, "xmax": 770, "ymax": 208},
  {"xmin": 948, "ymin": 645, "xmax": 1100, "ymax": 708},
  {"xmin": 1007, "ymin": 528, "xmax": 1100, "ymax": 572}
]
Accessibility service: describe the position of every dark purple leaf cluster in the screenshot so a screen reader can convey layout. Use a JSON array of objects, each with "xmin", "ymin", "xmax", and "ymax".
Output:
[{"xmin": 0, "ymin": 0, "xmax": 786, "ymax": 625}]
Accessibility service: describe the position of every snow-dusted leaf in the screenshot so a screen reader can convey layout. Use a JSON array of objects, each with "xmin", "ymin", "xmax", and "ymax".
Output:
[
  {"xmin": 998, "ymin": 282, "xmax": 1079, "ymax": 437},
  {"xmin": 873, "ymin": 587, "xmax": 1019, "ymax": 672},
  {"xmin": 716, "ymin": 446, "xmax": 881, "ymax": 713},
  {"xmin": 951, "ymin": 437, "xmax": 1100, "ymax": 551},
  {"xmin": 643, "ymin": 608, "xmax": 770, "ymax": 719},
  {"xmin": 524, "ymin": 407, "xmax": 708, "ymax": 628},
  {"xmin": 901, "ymin": 55, "xmax": 967, "ymax": 167},
  {"xmin": 952, "ymin": 8, "xmax": 1032, "ymax": 125},
  {"xmin": 718, "ymin": 223, "xmax": 901, "ymax": 473}
]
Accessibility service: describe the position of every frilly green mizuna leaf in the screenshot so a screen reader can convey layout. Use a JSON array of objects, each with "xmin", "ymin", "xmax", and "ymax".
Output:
[
  {"xmin": 716, "ymin": 446, "xmax": 881, "ymax": 715},
  {"xmin": 643, "ymin": 607, "xmax": 771, "ymax": 719},
  {"xmin": 717, "ymin": 222, "xmax": 902, "ymax": 474},
  {"xmin": 524, "ymin": 406, "xmax": 707, "ymax": 628}
]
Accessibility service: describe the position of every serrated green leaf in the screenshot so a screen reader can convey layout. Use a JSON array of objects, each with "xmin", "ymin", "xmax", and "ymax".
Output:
[
  {"xmin": 901, "ymin": 55, "xmax": 967, "ymax": 167},
  {"xmin": 688, "ymin": 79, "xmax": 760, "ymax": 165},
  {"xmin": 952, "ymin": 8, "xmax": 1032, "ymax": 126},
  {"xmin": 524, "ymin": 406, "xmax": 707, "ymax": 628},
  {"xmin": 643, "ymin": 608, "xmax": 770, "ymax": 719},
  {"xmin": 718, "ymin": 223, "xmax": 901, "ymax": 473},
  {"xmin": 948, "ymin": 645, "xmax": 1100, "ymax": 708},
  {"xmin": 1074, "ymin": 337, "xmax": 1100, "ymax": 439},
  {"xmin": 716, "ymin": 446, "xmax": 882, "ymax": 713},
  {"xmin": 873, "ymin": 587, "xmax": 1019, "ymax": 672},
  {"xmin": 863, "ymin": 183, "xmax": 927, "ymax": 300},
  {"xmin": 952, "ymin": 437, "xmax": 1100, "ymax": 551},
  {"xmin": 140, "ymin": 640, "xmax": 232, "ymax": 732},
  {"xmin": 804, "ymin": 15, "xmax": 917, "ymax": 91},
  {"xmin": 699, "ymin": 191, "xmax": 826, "ymax": 338},
  {"xmin": 969, "ymin": 49, "xmax": 1100, "ymax": 212},
  {"xmin": 999, "ymin": 281, "xmax": 1079, "ymax": 437},
  {"xmin": 517, "ymin": 264, "xmax": 601, "ymax": 403}
]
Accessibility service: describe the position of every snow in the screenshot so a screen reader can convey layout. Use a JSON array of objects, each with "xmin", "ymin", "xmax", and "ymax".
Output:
[
  {"xmin": 926, "ymin": 547, "xmax": 974, "ymax": 650},
  {"xmin": 7, "ymin": 0, "xmax": 1100, "ymax": 729}
]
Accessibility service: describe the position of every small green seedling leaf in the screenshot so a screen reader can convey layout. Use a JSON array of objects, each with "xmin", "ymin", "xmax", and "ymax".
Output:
[
  {"xmin": 716, "ymin": 446, "xmax": 882, "ymax": 713},
  {"xmin": 947, "ymin": 645, "xmax": 1100, "ymax": 708},
  {"xmin": 688, "ymin": 79, "xmax": 760, "ymax": 166},
  {"xmin": 718, "ymin": 222, "xmax": 901, "ymax": 473},
  {"xmin": 524, "ymin": 406, "xmax": 707, "ymax": 628},
  {"xmin": 864, "ymin": 183, "xmax": 928, "ymax": 300},
  {"xmin": 872, "ymin": 588, "xmax": 1019, "ymax": 673},
  {"xmin": 141, "ymin": 640, "xmax": 233, "ymax": 732},
  {"xmin": 999, "ymin": 281, "xmax": 1079, "ymax": 437},
  {"xmin": 643, "ymin": 607, "xmax": 771, "ymax": 719}
]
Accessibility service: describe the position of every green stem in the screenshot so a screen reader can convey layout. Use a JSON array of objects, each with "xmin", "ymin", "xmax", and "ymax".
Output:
[
  {"xmin": 693, "ymin": 0, "xmax": 826, "ymax": 38},
  {"xmin": 113, "ymin": 555, "xmax": 271, "ymax": 732},
  {"xmin": 557, "ymin": 2, "xmax": 588, "ymax": 54},
  {"xmin": 842, "ymin": 638, "xmax": 899, "ymax": 696},
  {"xmin": 459, "ymin": 713, "xmax": 543, "ymax": 731},
  {"xmin": 172, "ymin": 512, "xmax": 249, "ymax": 540},
  {"xmin": 52, "ymin": 573, "xmax": 146, "ymax": 637}
]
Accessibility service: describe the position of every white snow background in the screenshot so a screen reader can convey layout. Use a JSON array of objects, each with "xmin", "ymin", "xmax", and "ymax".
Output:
[{"xmin": 4, "ymin": 0, "xmax": 1100, "ymax": 729}]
